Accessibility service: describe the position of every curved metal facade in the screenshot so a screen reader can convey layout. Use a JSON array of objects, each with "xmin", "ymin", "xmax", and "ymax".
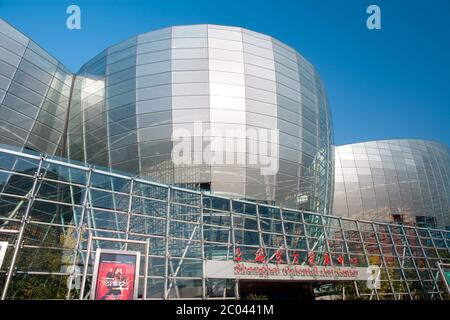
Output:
[
  {"xmin": 333, "ymin": 140, "xmax": 450, "ymax": 228},
  {"xmin": 0, "ymin": 19, "xmax": 73, "ymax": 156},
  {"xmin": 66, "ymin": 25, "xmax": 334, "ymax": 213}
]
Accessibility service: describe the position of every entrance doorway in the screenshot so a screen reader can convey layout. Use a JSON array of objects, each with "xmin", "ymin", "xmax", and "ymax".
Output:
[
  {"xmin": 239, "ymin": 280, "xmax": 316, "ymax": 300},
  {"xmin": 238, "ymin": 281, "xmax": 357, "ymax": 300}
]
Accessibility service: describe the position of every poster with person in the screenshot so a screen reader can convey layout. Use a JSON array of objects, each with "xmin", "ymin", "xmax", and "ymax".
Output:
[{"xmin": 91, "ymin": 249, "xmax": 140, "ymax": 300}]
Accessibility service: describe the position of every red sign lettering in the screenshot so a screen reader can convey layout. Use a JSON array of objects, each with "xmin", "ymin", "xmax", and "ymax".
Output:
[
  {"xmin": 234, "ymin": 247, "xmax": 243, "ymax": 262},
  {"xmin": 292, "ymin": 252, "xmax": 300, "ymax": 265},
  {"xmin": 255, "ymin": 248, "xmax": 266, "ymax": 263},
  {"xmin": 275, "ymin": 249, "xmax": 284, "ymax": 264},
  {"xmin": 324, "ymin": 252, "xmax": 330, "ymax": 266},
  {"xmin": 308, "ymin": 251, "xmax": 316, "ymax": 266}
]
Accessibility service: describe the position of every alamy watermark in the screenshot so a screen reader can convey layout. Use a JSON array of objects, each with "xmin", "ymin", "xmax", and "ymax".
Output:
[
  {"xmin": 62, "ymin": 265, "xmax": 81, "ymax": 291},
  {"xmin": 366, "ymin": 265, "xmax": 382, "ymax": 290},
  {"xmin": 66, "ymin": 5, "xmax": 81, "ymax": 30},
  {"xmin": 171, "ymin": 121, "xmax": 279, "ymax": 176},
  {"xmin": 367, "ymin": 5, "xmax": 381, "ymax": 30},
  {"xmin": 64, "ymin": 5, "xmax": 379, "ymax": 31}
]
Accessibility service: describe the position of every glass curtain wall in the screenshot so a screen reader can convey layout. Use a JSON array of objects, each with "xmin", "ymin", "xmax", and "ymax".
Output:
[
  {"xmin": 0, "ymin": 19, "xmax": 72, "ymax": 157},
  {"xmin": 0, "ymin": 146, "xmax": 449, "ymax": 300}
]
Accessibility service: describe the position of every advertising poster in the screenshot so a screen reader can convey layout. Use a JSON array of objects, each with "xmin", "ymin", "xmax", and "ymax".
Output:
[{"xmin": 91, "ymin": 249, "xmax": 140, "ymax": 300}]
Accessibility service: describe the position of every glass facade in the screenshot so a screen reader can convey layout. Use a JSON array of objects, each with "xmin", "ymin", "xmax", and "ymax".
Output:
[
  {"xmin": 0, "ymin": 19, "xmax": 73, "ymax": 156},
  {"xmin": 333, "ymin": 140, "xmax": 450, "ymax": 228},
  {"xmin": 66, "ymin": 25, "xmax": 334, "ymax": 213},
  {"xmin": 0, "ymin": 146, "xmax": 449, "ymax": 300}
]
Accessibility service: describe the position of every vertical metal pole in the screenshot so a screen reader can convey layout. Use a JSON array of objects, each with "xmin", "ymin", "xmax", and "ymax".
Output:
[
  {"xmin": 300, "ymin": 211, "xmax": 311, "ymax": 252},
  {"xmin": 222, "ymin": 202, "xmax": 232, "ymax": 299},
  {"xmin": 279, "ymin": 209, "xmax": 290, "ymax": 264},
  {"xmin": 425, "ymin": 229, "xmax": 444, "ymax": 297},
  {"xmin": 223, "ymin": 231, "xmax": 232, "ymax": 299},
  {"xmin": 229, "ymin": 199, "xmax": 236, "ymax": 261},
  {"xmin": 66, "ymin": 167, "xmax": 93, "ymax": 299},
  {"xmin": 163, "ymin": 187, "xmax": 171, "ymax": 300},
  {"xmin": 143, "ymin": 238, "xmax": 149, "ymax": 300},
  {"xmin": 79, "ymin": 232, "xmax": 92, "ymax": 300},
  {"xmin": 255, "ymin": 203, "xmax": 265, "ymax": 256},
  {"xmin": 235, "ymin": 279, "xmax": 240, "ymax": 300},
  {"xmin": 124, "ymin": 178, "xmax": 135, "ymax": 251},
  {"xmin": 229, "ymin": 199, "xmax": 239, "ymax": 300},
  {"xmin": 1, "ymin": 156, "xmax": 44, "ymax": 300},
  {"xmin": 397, "ymin": 247, "xmax": 406, "ymax": 300},
  {"xmin": 200, "ymin": 193, "xmax": 206, "ymax": 300}
]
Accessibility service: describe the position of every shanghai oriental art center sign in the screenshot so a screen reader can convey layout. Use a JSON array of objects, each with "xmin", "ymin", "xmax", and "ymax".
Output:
[{"xmin": 205, "ymin": 261, "xmax": 371, "ymax": 281}]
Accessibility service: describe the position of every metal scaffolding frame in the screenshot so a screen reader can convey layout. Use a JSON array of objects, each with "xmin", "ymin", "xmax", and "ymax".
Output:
[{"xmin": 0, "ymin": 146, "xmax": 449, "ymax": 300}]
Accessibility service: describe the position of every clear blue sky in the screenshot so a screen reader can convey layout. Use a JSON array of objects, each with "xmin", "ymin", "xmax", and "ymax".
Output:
[{"xmin": 1, "ymin": 0, "xmax": 449, "ymax": 146}]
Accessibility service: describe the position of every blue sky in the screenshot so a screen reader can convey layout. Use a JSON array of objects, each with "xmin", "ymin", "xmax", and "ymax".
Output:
[{"xmin": 0, "ymin": 0, "xmax": 449, "ymax": 146}]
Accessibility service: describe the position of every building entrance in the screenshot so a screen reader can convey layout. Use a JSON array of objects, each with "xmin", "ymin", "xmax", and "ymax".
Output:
[{"xmin": 238, "ymin": 280, "xmax": 316, "ymax": 300}]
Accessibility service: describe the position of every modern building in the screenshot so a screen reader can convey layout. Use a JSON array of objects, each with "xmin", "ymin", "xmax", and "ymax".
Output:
[
  {"xmin": 0, "ymin": 19, "xmax": 334, "ymax": 214},
  {"xmin": 0, "ymin": 18, "xmax": 449, "ymax": 301},
  {"xmin": 333, "ymin": 140, "xmax": 450, "ymax": 228},
  {"xmin": 66, "ymin": 24, "xmax": 334, "ymax": 213}
]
